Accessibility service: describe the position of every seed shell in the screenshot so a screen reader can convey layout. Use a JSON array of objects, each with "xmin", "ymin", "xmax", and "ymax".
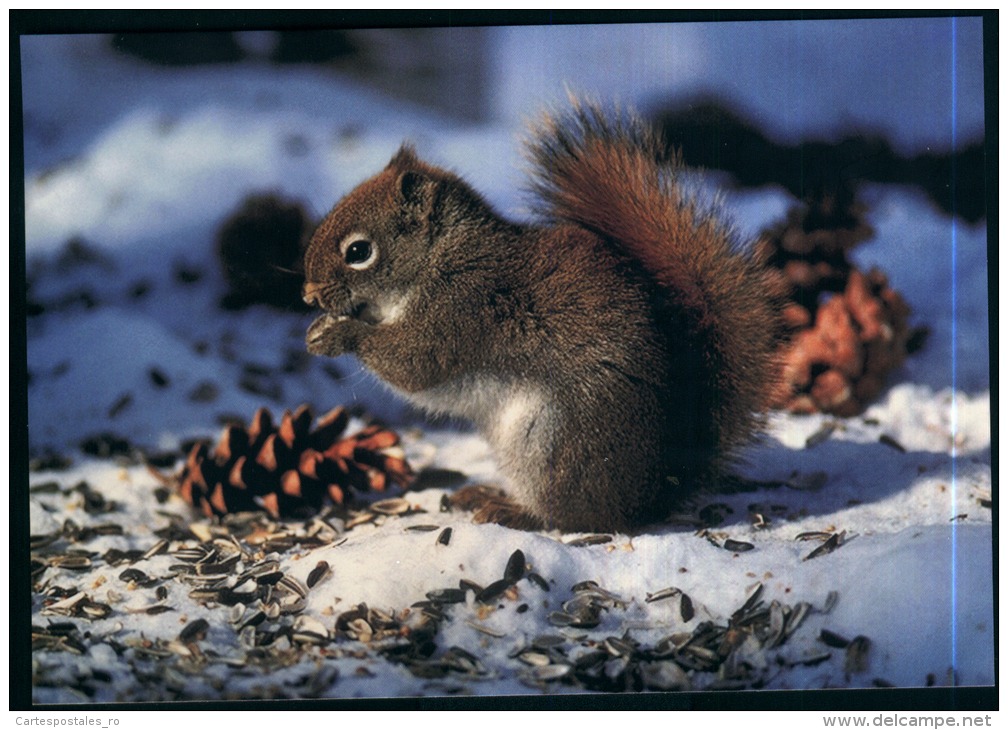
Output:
[
  {"xmin": 178, "ymin": 618, "xmax": 210, "ymax": 642},
  {"xmin": 306, "ymin": 560, "xmax": 331, "ymax": 589},
  {"xmin": 503, "ymin": 549, "xmax": 526, "ymax": 583}
]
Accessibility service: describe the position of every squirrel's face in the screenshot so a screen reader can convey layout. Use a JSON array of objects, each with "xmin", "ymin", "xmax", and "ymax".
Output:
[{"xmin": 302, "ymin": 147, "xmax": 439, "ymax": 348}]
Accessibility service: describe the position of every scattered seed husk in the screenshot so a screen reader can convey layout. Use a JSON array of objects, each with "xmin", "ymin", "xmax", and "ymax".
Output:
[
  {"xmin": 803, "ymin": 531, "xmax": 847, "ymax": 561},
  {"xmin": 565, "ymin": 534, "xmax": 612, "ymax": 547},
  {"xmin": 436, "ymin": 527, "xmax": 452, "ymax": 546}
]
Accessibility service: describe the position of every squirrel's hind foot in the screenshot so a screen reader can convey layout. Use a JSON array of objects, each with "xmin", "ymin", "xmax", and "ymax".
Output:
[{"xmin": 449, "ymin": 484, "xmax": 543, "ymax": 531}]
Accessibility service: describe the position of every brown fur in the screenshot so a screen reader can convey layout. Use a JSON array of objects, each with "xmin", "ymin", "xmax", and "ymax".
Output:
[{"xmin": 301, "ymin": 100, "xmax": 779, "ymax": 533}]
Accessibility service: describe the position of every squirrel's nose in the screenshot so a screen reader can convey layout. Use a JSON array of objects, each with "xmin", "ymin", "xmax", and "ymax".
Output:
[{"xmin": 302, "ymin": 282, "xmax": 325, "ymax": 308}]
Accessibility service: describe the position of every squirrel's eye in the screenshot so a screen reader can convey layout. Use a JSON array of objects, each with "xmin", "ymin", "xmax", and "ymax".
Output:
[{"xmin": 344, "ymin": 239, "xmax": 376, "ymax": 269}]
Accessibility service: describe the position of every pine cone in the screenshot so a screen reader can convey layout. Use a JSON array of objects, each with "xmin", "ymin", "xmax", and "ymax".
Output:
[
  {"xmin": 173, "ymin": 404, "xmax": 414, "ymax": 519},
  {"xmin": 761, "ymin": 186, "xmax": 923, "ymax": 416}
]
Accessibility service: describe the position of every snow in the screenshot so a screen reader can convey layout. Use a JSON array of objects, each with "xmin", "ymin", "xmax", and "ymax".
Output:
[{"xmin": 17, "ymin": 19, "xmax": 993, "ymax": 706}]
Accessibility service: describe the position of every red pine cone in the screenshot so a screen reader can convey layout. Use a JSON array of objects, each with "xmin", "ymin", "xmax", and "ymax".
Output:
[{"xmin": 174, "ymin": 404, "xmax": 414, "ymax": 519}]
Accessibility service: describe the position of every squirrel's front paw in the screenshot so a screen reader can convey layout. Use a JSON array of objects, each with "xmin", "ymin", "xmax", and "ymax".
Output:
[{"xmin": 306, "ymin": 313, "xmax": 364, "ymax": 357}]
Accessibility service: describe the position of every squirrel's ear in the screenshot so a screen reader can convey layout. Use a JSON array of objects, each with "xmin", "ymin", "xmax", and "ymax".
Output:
[
  {"xmin": 395, "ymin": 169, "xmax": 438, "ymax": 219},
  {"xmin": 387, "ymin": 144, "xmax": 419, "ymax": 170}
]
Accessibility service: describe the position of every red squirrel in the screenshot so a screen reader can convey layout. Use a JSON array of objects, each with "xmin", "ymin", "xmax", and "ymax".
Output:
[{"xmin": 302, "ymin": 100, "xmax": 779, "ymax": 532}]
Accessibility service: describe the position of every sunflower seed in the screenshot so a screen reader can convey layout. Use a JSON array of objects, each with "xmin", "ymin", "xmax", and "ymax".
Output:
[
  {"xmin": 118, "ymin": 568, "xmax": 150, "ymax": 584},
  {"xmin": 405, "ymin": 524, "xmax": 440, "ymax": 532},
  {"xmin": 765, "ymin": 601, "xmax": 787, "ymax": 648},
  {"xmin": 679, "ymin": 592, "xmax": 695, "ymax": 622},
  {"xmin": 30, "ymin": 533, "xmax": 61, "ymax": 550},
  {"xmin": 145, "ymin": 605, "xmax": 174, "ymax": 616},
  {"xmin": 819, "ymin": 628, "xmax": 850, "ymax": 648},
  {"xmin": 645, "ymin": 586, "xmax": 682, "ymax": 604},
  {"xmin": 803, "ymin": 531, "xmax": 846, "ymax": 561},
  {"xmin": 822, "ymin": 591, "xmax": 839, "ymax": 613},
  {"xmin": 531, "ymin": 663, "xmax": 572, "ymax": 681},
  {"xmin": 547, "ymin": 611, "xmax": 576, "ymax": 627},
  {"xmin": 306, "ymin": 560, "xmax": 331, "ymax": 589},
  {"xmin": 345, "ymin": 511, "xmax": 376, "ymax": 529},
  {"xmin": 427, "ymin": 588, "xmax": 467, "ymax": 604},
  {"xmin": 517, "ymin": 650, "xmax": 552, "ymax": 667},
  {"xmin": 532, "ymin": 634, "xmax": 567, "ymax": 649},
  {"xmin": 503, "ymin": 549, "xmax": 526, "ymax": 583},
  {"xmin": 465, "ymin": 620, "xmax": 505, "ymax": 638},
  {"xmin": 292, "ymin": 615, "xmax": 330, "ymax": 644},
  {"xmin": 805, "ymin": 421, "xmax": 837, "ymax": 448},
  {"xmin": 878, "ymin": 434, "xmax": 906, "ymax": 453},
  {"xmin": 565, "ymin": 534, "xmax": 612, "ymax": 547},
  {"xmin": 475, "ymin": 579, "xmax": 511, "ymax": 604},
  {"xmin": 735, "ymin": 583, "xmax": 764, "ymax": 618},
  {"xmin": 723, "ymin": 538, "xmax": 755, "ymax": 553},
  {"xmin": 49, "ymin": 555, "xmax": 93, "ymax": 570},
  {"xmin": 278, "ymin": 574, "xmax": 308, "ymax": 598},
  {"xmin": 178, "ymin": 618, "xmax": 209, "ymax": 642},
  {"xmin": 527, "ymin": 572, "xmax": 550, "ymax": 591},
  {"xmin": 784, "ymin": 602, "xmax": 811, "ymax": 639},
  {"xmin": 141, "ymin": 539, "xmax": 169, "ymax": 560},
  {"xmin": 346, "ymin": 618, "xmax": 373, "ymax": 642},
  {"xmin": 845, "ymin": 635, "xmax": 871, "ymax": 673},
  {"xmin": 603, "ymin": 636, "xmax": 636, "ymax": 657},
  {"xmin": 42, "ymin": 592, "xmax": 86, "ymax": 615},
  {"xmin": 370, "ymin": 497, "xmax": 411, "ymax": 516}
]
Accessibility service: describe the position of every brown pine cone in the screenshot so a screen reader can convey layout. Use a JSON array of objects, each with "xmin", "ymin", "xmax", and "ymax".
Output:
[
  {"xmin": 172, "ymin": 404, "xmax": 414, "ymax": 519},
  {"xmin": 763, "ymin": 186, "xmax": 924, "ymax": 416}
]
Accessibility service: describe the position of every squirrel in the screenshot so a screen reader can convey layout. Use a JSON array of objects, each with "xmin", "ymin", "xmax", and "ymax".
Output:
[{"xmin": 302, "ymin": 99, "xmax": 779, "ymax": 533}]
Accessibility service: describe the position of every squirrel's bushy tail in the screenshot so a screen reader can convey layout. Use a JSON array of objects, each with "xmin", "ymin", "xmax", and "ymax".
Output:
[{"xmin": 526, "ymin": 98, "xmax": 779, "ymax": 457}]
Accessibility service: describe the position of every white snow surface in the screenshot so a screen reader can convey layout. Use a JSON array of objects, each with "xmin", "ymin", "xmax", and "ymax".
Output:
[{"xmin": 19, "ymin": 22, "xmax": 992, "ymax": 705}]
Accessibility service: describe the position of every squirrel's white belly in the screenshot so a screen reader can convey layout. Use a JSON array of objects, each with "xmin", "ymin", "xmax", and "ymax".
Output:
[{"xmin": 406, "ymin": 376, "xmax": 554, "ymax": 498}]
